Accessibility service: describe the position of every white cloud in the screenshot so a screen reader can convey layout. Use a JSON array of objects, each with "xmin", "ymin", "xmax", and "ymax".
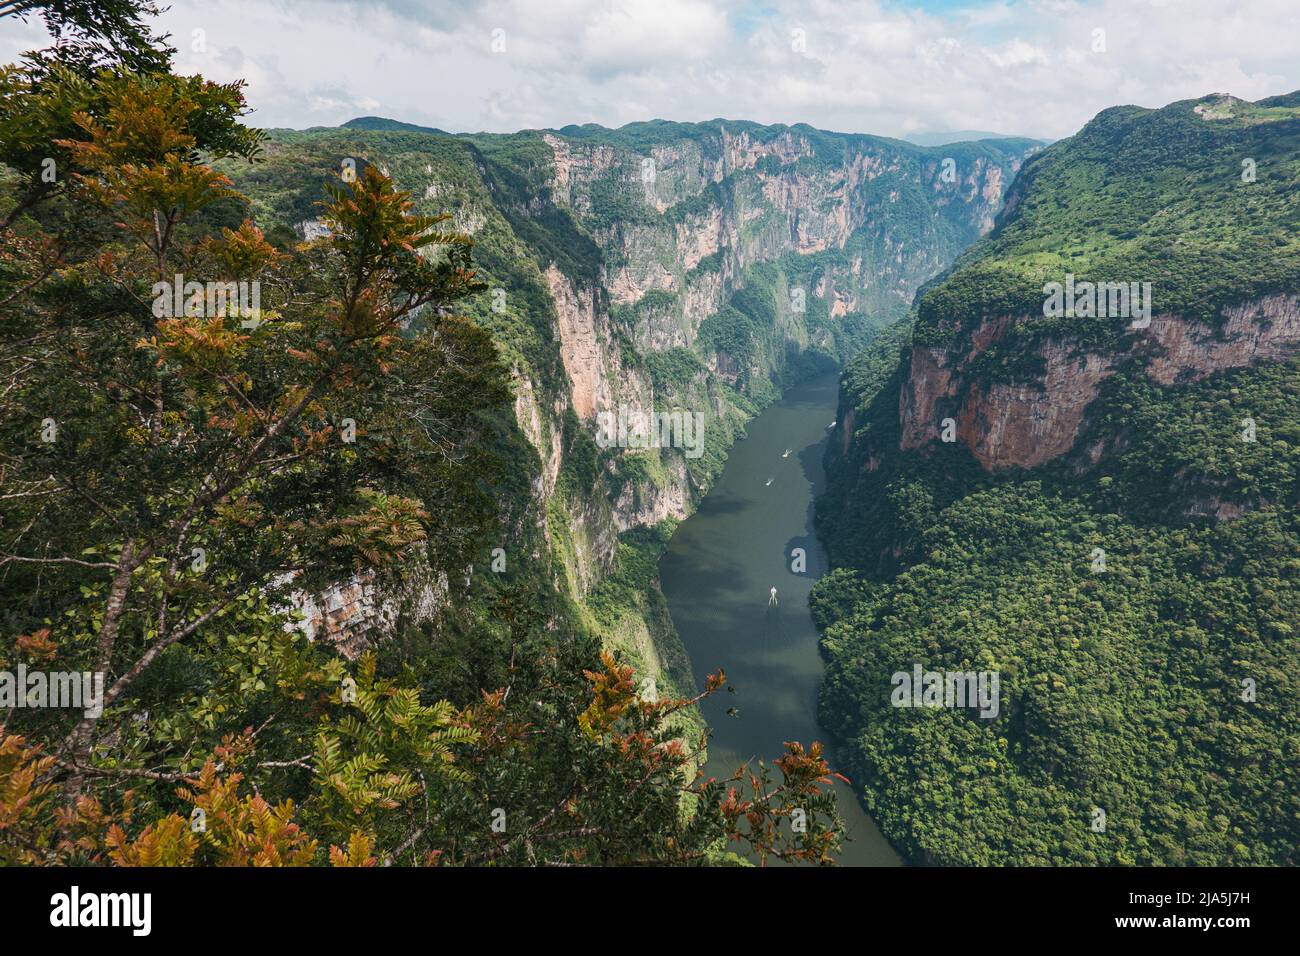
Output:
[
  {"xmin": 1, "ymin": 0, "xmax": 1297, "ymax": 140},
  {"xmin": 985, "ymin": 39, "xmax": 1048, "ymax": 69},
  {"xmin": 579, "ymin": 0, "xmax": 730, "ymax": 75}
]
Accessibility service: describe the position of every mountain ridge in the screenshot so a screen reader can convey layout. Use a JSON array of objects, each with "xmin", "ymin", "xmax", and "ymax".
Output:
[{"xmin": 335, "ymin": 113, "xmax": 1046, "ymax": 155}]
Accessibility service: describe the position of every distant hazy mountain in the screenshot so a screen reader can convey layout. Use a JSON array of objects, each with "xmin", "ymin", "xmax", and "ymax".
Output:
[
  {"xmin": 341, "ymin": 115, "xmax": 449, "ymax": 135},
  {"xmin": 903, "ymin": 129, "xmax": 1040, "ymax": 147},
  {"xmin": 340, "ymin": 115, "xmax": 1041, "ymax": 149}
]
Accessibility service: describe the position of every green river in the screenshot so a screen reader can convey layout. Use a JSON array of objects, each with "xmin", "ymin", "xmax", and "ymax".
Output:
[{"xmin": 659, "ymin": 372, "xmax": 902, "ymax": 866}]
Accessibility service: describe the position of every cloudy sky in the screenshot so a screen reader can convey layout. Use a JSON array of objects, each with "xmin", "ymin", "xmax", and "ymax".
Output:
[{"xmin": 3, "ymin": 0, "xmax": 1298, "ymax": 140}]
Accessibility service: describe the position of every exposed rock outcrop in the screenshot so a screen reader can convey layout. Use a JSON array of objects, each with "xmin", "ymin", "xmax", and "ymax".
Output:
[
  {"xmin": 290, "ymin": 565, "xmax": 449, "ymax": 660},
  {"xmin": 899, "ymin": 295, "xmax": 1300, "ymax": 470},
  {"xmin": 543, "ymin": 264, "xmax": 615, "ymax": 421}
]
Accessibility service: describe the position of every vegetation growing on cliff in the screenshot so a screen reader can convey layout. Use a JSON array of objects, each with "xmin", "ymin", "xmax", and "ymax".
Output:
[
  {"xmin": 814, "ymin": 95, "xmax": 1300, "ymax": 866},
  {"xmin": 914, "ymin": 93, "xmax": 1300, "ymax": 352}
]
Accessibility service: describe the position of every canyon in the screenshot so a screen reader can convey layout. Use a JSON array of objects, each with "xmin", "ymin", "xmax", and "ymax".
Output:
[{"xmin": 233, "ymin": 118, "xmax": 1040, "ymax": 689}]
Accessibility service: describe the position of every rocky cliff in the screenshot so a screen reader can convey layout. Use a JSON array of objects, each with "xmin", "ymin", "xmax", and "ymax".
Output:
[
  {"xmin": 829, "ymin": 90, "xmax": 1300, "ymax": 525},
  {"xmin": 898, "ymin": 293, "xmax": 1300, "ymax": 471}
]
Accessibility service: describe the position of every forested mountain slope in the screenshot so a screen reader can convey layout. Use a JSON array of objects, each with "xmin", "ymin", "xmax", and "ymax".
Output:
[{"xmin": 814, "ymin": 91, "xmax": 1300, "ymax": 865}]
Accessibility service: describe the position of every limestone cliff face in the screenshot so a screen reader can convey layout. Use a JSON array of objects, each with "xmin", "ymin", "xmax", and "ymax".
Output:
[
  {"xmin": 899, "ymin": 294, "xmax": 1300, "ymax": 470},
  {"xmin": 611, "ymin": 456, "xmax": 692, "ymax": 532},
  {"xmin": 506, "ymin": 124, "xmax": 1036, "ymax": 628},
  {"xmin": 1143, "ymin": 295, "xmax": 1300, "ymax": 385},
  {"xmin": 539, "ymin": 124, "xmax": 1032, "ymax": 397},
  {"xmin": 512, "ymin": 369, "xmax": 563, "ymax": 496},
  {"xmin": 543, "ymin": 263, "xmax": 618, "ymax": 421},
  {"xmin": 290, "ymin": 564, "xmax": 449, "ymax": 660}
]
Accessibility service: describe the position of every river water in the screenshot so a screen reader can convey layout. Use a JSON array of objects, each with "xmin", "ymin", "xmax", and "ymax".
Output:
[{"xmin": 659, "ymin": 372, "xmax": 902, "ymax": 866}]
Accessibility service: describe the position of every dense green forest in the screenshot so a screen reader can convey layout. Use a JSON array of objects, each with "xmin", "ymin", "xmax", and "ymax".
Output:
[{"xmin": 814, "ymin": 93, "xmax": 1300, "ymax": 865}]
